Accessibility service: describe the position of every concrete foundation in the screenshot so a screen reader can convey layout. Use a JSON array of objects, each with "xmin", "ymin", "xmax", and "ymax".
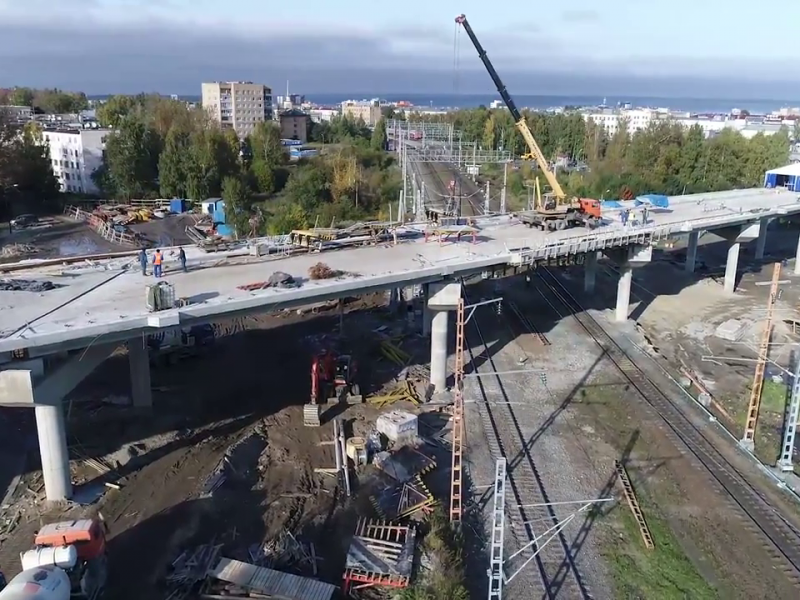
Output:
[
  {"xmin": 616, "ymin": 263, "xmax": 632, "ymax": 322},
  {"xmin": 35, "ymin": 401, "xmax": 72, "ymax": 502},
  {"xmin": 724, "ymin": 241, "xmax": 741, "ymax": 294},
  {"xmin": 584, "ymin": 252, "xmax": 597, "ymax": 294},
  {"xmin": 128, "ymin": 338, "xmax": 152, "ymax": 409},
  {"xmin": 685, "ymin": 231, "xmax": 699, "ymax": 273},
  {"xmin": 430, "ymin": 310, "xmax": 448, "ymax": 391}
]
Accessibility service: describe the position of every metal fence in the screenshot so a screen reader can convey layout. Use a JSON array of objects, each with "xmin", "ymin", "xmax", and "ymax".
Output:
[{"xmin": 63, "ymin": 205, "xmax": 139, "ymax": 247}]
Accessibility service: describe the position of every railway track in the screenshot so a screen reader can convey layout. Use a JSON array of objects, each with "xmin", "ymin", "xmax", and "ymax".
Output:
[
  {"xmin": 420, "ymin": 161, "xmax": 482, "ymax": 217},
  {"xmin": 465, "ymin": 289, "xmax": 590, "ymax": 599},
  {"xmin": 533, "ymin": 267, "xmax": 800, "ymax": 585}
]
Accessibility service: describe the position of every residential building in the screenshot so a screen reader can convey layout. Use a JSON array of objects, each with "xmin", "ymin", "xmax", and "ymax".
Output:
[
  {"xmin": 279, "ymin": 109, "xmax": 309, "ymax": 143},
  {"xmin": 41, "ymin": 128, "xmax": 109, "ymax": 194},
  {"xmin": 582, "ymin": 108, "xmax": 666, "ymax": 135},
  {"xmin": 201, "ymin": 81, "xmax": 273, "ymax": 137},
  {"xmin": 341, "ymin": 99, "xmax": 382, "ymax": 126},
  {"xmin": 0, "ymin": 105, "xmax": 33, "ymax": 123},
  {"xmin": 309, "ymin": 108, "xmax": 338, "ymax": 123}
]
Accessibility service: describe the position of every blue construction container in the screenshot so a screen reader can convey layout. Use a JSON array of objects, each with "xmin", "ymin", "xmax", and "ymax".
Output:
[
  {"xmin": 170, "ymin": 198, "xmax": 188, "ymax": 213},
  {"xmin": 764, "ymin": 163, "xmax": 800, "ymax": 191},
  {"xmin": 216, "ymin": 224, "xmax": 233, "ymax": 237},
  {"xmin": 212, "ymin": 200, "xmax": 226, "ymax": 225}
]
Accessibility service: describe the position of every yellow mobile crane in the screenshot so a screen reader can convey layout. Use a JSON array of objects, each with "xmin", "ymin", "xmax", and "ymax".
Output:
[{"xmin": 455, "ymin": 14, "xmax": 602, "ymax": 231}]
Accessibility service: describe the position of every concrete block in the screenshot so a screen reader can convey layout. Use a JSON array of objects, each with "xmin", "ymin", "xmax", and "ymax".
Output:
[
  {"xmin": 427, "ymin": 282, "xmax": 462, "ymax": 309},
  {"xmin": 0, "ymin": 358, "xmax": 44, "ymax": 379},
  {"xmin": 0, "ymin": 370, "xmax": 35, "ymax": 407},
  {"xmin": 714, "ymin": 318, "xmax": 750, "ymax": 341},
  {"xmin": 627, "ymin": 244, "xmax": 653, "ymax": 264}
]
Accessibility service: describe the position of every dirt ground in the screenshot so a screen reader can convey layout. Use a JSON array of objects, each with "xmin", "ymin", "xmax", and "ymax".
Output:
[
  {"xmin": 0, "ymin": 213, "xmax": 197, "ymax": 265},
  {"xmin": 0, "ymin": 290, "xmax": 449, "ymax": 598}
]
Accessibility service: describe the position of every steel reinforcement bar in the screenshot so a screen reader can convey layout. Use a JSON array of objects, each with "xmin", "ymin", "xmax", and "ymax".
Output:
[
  {"xmin": 535, "ymin": 267, "xmax": 800, "ymax": 585},
  {"xmin": 464, "ymin": 288, "xmax": 591, "ymax": 599}
]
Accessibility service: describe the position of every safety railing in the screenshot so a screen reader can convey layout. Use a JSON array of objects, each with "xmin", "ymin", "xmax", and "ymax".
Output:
[{"xmin": 63, "ymin": 205, "xmax": 139, "ymax": 247}]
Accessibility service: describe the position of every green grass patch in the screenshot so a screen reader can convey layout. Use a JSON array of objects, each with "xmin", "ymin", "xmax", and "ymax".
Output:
[
  {"xmin": 603, "ymin": 500, "xmax": 718, "ymax": 600},
  {"xmin": 759, "ymin": 379, "xmax": 788, "ymax": 415}
]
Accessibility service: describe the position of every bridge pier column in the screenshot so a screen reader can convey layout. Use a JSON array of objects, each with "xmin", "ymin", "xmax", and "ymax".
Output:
[
  {"xmin": 422, "ymin": 284, "xmax": 432, "ymax": 337},
  {"xmin": 615, "ymin": 263, "xmax": 632, "ymax": 322},
  {"xmin": 128, "ymin": 338, "xmax": 152, "ymax": 410},
  {"xmin": 724, "ymin": 241, "xmax": 741, "ymax": 294},
  {"xmin": 36, "ymin": 400, "xmax": 72, "ymax": 502},
  {"xmin": 584, "ymin": 252, "xmax": 598, "ymax": 294},
  {"xmin": 755, "ymin": 217, "xmax": 770, "ymax": 260},
  {"xmin": 685, "ymin": 231, "xmax": 699, "ymax": 273},
  {"xmin": 427, "ymin": 282, "xmax": 462, "ymax": 392},
  {"xmin": 795, "ymin": 235, "xmax": 800, "ymax": 276},
  {"xmin": 430, "ymin": 310, "xmax": 449, "ymax": 391}
]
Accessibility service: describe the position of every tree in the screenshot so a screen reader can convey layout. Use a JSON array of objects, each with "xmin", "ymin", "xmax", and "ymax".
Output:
[
  {"xmin": 184, "ymin": 128, "xmax": 239, "ymax": 200},
  {"xmin": 221, "ymin": 175, "xmax": 251, "ymax": 237},
  {"xmin": 8, "ymin": 87, "xmax": 34, "ymax": 107},
  {"xmin": 248, "ymin": 121, "xmax": 285, "ymax": 194},
  {"xmin": 267, "ymin": 202, "xmax": 309, "ymax": 235},
  {"xmin": 96, "ymin": 95, "xmax": 141, "ymax": 128},
  {"xmin": 158, "ymin": 127, "xmax": 191, "ymax": 198},
  {"xmin": 100, "ymin": 119, "xmax": 161, "ymax": 199},
  {"xmin": 371, "ymin": 118, "xmax": 388, "ymax": 151},
  {"xmin": 284, "ymin": 163, "xmax": 330, "ymax": 211}
]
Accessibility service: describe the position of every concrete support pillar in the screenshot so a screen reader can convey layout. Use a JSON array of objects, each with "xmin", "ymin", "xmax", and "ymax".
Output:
[
  {"xmin": 685, "ymin": 231, "xmax": 699, "ymax": 273},
  {"xmin": 35, "ymin": 401, "xmax": 71, "ymax": 502},
  {"xmin": 795, "ymin": 235, "xmax": 800, "ymax": 276},
  {"xmin": 430, "ymin": 310, "xmax": 449, "ymax": 391},
  {"xmin": 584, "ymin": 252, "xmax": 598, "ymax": 294},
  {"xmin": 615, "ymin": 263, "xmax": 632, "ymax": 322},
  {"xmin": 724, "ymin": 241, "xmax": 741, "ymax": 294},
  {"xmin": 128, "ymin": 338, "xmax": 152, "ymax": 409},
  {"xmin": 755, "ymin": 218, "xmax": 770, "ymax": 260}
]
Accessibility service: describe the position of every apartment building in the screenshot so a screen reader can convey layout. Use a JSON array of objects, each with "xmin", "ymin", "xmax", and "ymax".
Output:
[
  {"xmin": 42, "ymin": 128, "xmax": 109, "ymax": 194},
  {"xmin": 582, "ymin": 108, "xmax": 667, "ymax": 135},
  {"xmin": 279, "ymin": 109, "xmax": 310, "ymax": 143},
  {"xmin": 341, "ymin": 99, "xmax": 382, "ymax": 126},
  {"xmin": 201, "ymin": 81, "xmax": 274, "ymax": 137}
]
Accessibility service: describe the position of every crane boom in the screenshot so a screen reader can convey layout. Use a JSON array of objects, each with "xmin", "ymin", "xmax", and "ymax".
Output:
[{"xmin": 455, "ymin": 14, "xmax": 565, "ymax": 200}]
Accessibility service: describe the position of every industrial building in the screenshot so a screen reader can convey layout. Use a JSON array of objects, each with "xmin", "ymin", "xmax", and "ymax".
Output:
[
  {"xmin": 341, "ymin": 99, "xmax": 382, "ymax": 126},
  {"xmin": 41, "ymin": 128, "xmax": 109, "ymax": 194},
  {"xmin": 279, "ymin": 109, "xmax": 310, "ymax": 143},
  {"xmin": 201, "ymin": 81, "xmax": 274, "ymax": 138}
]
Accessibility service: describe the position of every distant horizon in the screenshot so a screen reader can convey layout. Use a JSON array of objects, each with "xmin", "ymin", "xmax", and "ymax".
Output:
[{"xmin": 85, "ymin": 92, "xmax": 800, "ymax": 115}]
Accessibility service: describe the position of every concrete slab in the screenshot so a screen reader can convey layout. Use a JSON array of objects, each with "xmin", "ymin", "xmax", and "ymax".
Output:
[
  {"xmin": 427, "ymin": 282, "xmax": 462, "ymax": 309},
  {"xmin": 0, "ymin": 187, "xmax": 798, "ymax": 355}
]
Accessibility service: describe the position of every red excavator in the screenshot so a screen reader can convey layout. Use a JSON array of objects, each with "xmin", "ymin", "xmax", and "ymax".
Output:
[{"xmin": 304, "ymin": 351, "xmax": 363, "ymax": 426}]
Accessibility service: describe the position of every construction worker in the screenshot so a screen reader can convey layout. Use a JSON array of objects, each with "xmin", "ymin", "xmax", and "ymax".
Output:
[
  {"xmin": 153, "ymin": 248, "xmax": 163, "ymax": 278},
  {"xmin": 138, "ymin": 248, "xmax": 148, "ymax": 276},
  {"xmin": 0, "ymin": 568, "xmax": 6, "ymax": 589},
  {"xmin": 641, "ymin": 206, "xmax": 649, "ymax": 226},
  {"xmin": 178, "ymin": 247, "xmax": 187, "ymax": 273}
]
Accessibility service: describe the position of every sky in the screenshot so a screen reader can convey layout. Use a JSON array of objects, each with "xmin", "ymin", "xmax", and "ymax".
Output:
[{"xmin": 1, "ymin": 0, "xmax": 799, "ymax": 99}]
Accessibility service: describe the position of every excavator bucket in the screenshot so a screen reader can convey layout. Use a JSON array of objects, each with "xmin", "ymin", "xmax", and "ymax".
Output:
[{"xmin": 303, "ymin": 403, "xmax": 321, "ymax": 427}]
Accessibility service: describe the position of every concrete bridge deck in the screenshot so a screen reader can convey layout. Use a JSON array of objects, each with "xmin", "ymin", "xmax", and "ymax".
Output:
[{"xmin": 1, "ymin": 187, "xmax": 799, "ymax": 356}]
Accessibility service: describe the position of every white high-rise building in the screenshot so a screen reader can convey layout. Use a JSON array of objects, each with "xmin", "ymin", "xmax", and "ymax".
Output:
[
  {"xmin": 41, "ymin": 128, "xmax": 109, "ymax": 194},
  {"xmin": 201, "ymin": 81, "xmax": 274, "ymax": 137}
]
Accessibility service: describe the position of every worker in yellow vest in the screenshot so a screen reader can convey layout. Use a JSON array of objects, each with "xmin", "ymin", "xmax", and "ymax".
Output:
[{"xmin": 153, "ymin": 248, "xmax": 163, "ymax": 278}]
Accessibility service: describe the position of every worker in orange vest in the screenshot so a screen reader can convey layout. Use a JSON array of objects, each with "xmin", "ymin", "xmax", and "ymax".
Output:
[{"xmin": 152, "ymin": 248, "xmax": 163, "ymax": 278}]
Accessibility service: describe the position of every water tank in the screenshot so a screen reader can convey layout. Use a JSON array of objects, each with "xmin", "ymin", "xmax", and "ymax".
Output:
[
  {"xmin": 20, "ymin": 546, "xmax": 77, "ymax": 572},
  {"xmin": 0, "ymin": 566, "xmax": 71, "ymax": 600}
]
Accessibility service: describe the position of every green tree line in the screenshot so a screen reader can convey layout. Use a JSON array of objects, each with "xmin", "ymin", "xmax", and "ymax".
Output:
[
  {"xmin": 92, "ymin": 94, "xmax": 400, "ymax": 236},
  {"xmin": 0, "ymin": 87, "xmax": 89, "ymax": 114},
  {"xmin": 407, "ymin": 108, "xmax": 790, "ymax": 198},
  {"xmin": 0, "ymin": 111, "xmax": 60, "ymax": 219}
]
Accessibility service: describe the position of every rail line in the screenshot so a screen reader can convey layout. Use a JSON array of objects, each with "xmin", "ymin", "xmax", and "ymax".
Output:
[
  {"xmin": 533, "ymin": 267, "xmax": 800, "ymax": 584},
  {"xmin": 464, "ymin": 289, "xmax": 590, "ymax": 599},
  {"xmin": 422, "ymin": 161, "xmax": 482, "ymax": 217}
]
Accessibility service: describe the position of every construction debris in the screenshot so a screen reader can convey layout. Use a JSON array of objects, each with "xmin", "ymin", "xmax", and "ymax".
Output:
[
  {"xmin": 369, "ymin": 381, "xmax": 421, "ymax": 408},
  {"xmin": 371, "ymin": 475, "xmax": 436, "ymax": 520},
  {"xmin": 208, "ymin": 557, "xmax": 337, "ymax": 600},
  {"xmin": 381, "ymin": 339, "xmax": 411, "ymax": 365},
  {"xmin": 0, "ymin": 278, "xmax": 60, "ymax": 292},
  {"xmin": 165, "ymin": 543, "xmax": 223, "ymax": 598},
  {"xmin": 308, "ymin": 262, "xmax": 343, "ymax": 280},
  {"xmin": 238, "ymin": 271, "xmax": 298, "ymax": 291},
  {"xmin": 343, "ymin": 518, "xmax": 416, "ymax": 593},
  {"xmin": 376, "ymin": 410, "xmax": 419, "ymax": 442},
  {"xmin": 1, "ymin": 243, "xmax": 38, "ymax": 258},
  {"xmin": 248, "ymin": 531, "xmax": 316, "ymax": 571},
  {"xmin": 374, "ymin": 445, "xmax": 437, "ymax": 483}
]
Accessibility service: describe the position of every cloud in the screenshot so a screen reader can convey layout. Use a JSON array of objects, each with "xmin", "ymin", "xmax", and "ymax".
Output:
[
  {"xmin": 561, "ymin": 9, "xmax": 601, "ymax": 23},
  {"xmin": 0, "ymin": 14, "xmax": 797, "ymax": 99}
]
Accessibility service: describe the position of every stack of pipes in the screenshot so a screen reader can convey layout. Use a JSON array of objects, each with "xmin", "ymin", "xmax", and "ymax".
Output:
[{"xmin": 333, "ymin": 419, "xmax": 352, "ymax": 497}]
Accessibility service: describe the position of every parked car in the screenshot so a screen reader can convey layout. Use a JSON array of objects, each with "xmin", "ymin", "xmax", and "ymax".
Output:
[{"xmin": 9, "ymin": 214, "xmax": 38, "ymax": 228}]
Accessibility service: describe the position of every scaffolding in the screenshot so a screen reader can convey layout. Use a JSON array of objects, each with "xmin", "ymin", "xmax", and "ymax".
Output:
[
  {"xmin": 450, "ymin": 297, "xmax": 466, "ymax": 523},
  {"xmin": 778, "ymin": 356, "xmax": 800, "ymax": 471}
]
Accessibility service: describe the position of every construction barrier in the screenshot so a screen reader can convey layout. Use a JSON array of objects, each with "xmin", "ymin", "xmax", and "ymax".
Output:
[{"xmin": 63, "ymin": 205, "xmax": 139, "ymax": 247}]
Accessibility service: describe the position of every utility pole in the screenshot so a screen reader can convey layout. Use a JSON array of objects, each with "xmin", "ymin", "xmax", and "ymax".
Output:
[
  {"xmin": 401, "ymin": 138, "xmax": 407, "ymax": 221},
  {"xmin": 484, "ymin": 181, "xmax": 490, "ymax": 215},
  {"xmin": 500, "ymin": 161, "xmax": 508, "ymax": 214}
]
